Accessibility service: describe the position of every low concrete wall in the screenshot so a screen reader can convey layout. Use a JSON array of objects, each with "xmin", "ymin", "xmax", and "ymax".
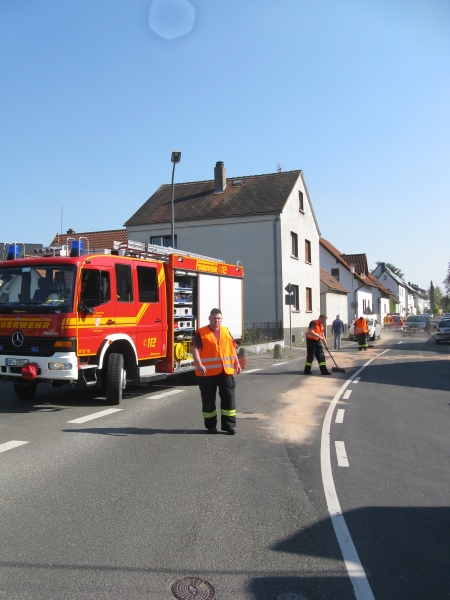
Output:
[{"xmin": 242, "ymin": 340, "xmax": 286, "ymax": 355}]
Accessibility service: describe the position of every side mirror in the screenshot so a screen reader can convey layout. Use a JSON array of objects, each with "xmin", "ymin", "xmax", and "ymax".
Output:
[{"xmin": 78, "ymin": 300, "xmax": 95, "ymax": 315}]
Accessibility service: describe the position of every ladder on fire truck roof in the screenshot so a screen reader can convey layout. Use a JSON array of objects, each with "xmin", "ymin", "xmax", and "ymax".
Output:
[{"xmin": 115, "ymin": 240, "xmax": 225, "ymax": 263}]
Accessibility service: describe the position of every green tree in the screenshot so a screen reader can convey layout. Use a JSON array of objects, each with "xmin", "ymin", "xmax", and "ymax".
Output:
[
  {"xmin": 376, "ymin": 262, "xmax": 405, "ymax": 280},
  {"xmin": 443, "ymin": 262, "xmax": 450, "ymax": 295},
  {"xmin": 429, "ymin": 281, "xmax": 435, "ymax": 313},
  {"xmin": 434, "ymin": 285, "xmax": 443, "ymax": 307}
]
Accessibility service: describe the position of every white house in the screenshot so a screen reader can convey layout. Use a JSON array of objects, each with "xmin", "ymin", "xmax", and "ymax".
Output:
[
  {"xmin": 319, "ymin": 269, "xmax": 349, "ymax": 331},
  {"xmin": 320, "ymin": 239, "xmax": 397, "ymax": 324},
  {"xmin": 372, "ymin": 263, "xmax": 409, "ymax": 317},
  {"xmin": 125, "ymin": 162, "xmax": 321, "ymax": 345}
]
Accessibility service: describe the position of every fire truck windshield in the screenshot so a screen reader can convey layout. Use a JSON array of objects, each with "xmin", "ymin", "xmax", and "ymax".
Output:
[{"xmin": 0, "ymin": 265, "xmax": 76, "ymax": 313}]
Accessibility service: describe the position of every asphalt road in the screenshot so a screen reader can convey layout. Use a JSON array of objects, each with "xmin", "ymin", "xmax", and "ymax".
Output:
[{"xmin": 0, "ymin": 330, "xmax": 448, "ymax": 600}]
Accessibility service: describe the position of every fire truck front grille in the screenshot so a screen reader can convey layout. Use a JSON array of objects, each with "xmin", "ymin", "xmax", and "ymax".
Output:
[{"xmin": 0, "ymin": 336, "xmax": 57, "ymax": 357}]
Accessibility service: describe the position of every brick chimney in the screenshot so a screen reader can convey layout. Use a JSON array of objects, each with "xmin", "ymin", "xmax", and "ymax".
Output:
[
  {"xmin": 214, "ymin": 161, "xmax": 226, "ymax": 193},
  {"xmin": 66, "ymin": 228, "xmax": 75, "ymax": 235}
]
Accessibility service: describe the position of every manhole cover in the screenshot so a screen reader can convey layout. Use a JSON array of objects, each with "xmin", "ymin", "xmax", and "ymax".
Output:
[
  {"xmin": 171, "ymin": 577, "xmax": 215, "ymax": 600},
  {"xmin": 276, "ymin": 594, "xmax": 307, "ymax": 600}
]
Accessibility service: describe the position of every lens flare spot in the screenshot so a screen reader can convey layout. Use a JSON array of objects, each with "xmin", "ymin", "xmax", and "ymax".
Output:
[{"xmin": 149, "ymin": 0, "xmax": 195, "ymax": 40}]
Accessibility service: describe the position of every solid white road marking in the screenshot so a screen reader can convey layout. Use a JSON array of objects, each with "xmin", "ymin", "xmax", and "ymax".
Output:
[
  {"xmin": 353, "ymin": 377, "xmax": 361, "ymax": 383},
  {"xmin": 147, "ymin": 389, "xmax": 185, "ymax": 399},
  {"xmin": 240, "ymin": 368, "xmax": 262, "ymax": 375},
  {"xmin": 335, "ymin": 441, "xmax": 349, "ymax": 467},
  {"xmin": 321, "ymin": 348, "xmax": 389, "ymax": 599},
  {"xmin": 0, "ymin": 440, "xmax": 29, "ymax": 453},
  {"xmin": 335, "ymin": 409, "xmax": 345, "ymax": 423},
  {"xmin": 343, "ymin": 390, "xmax": 352, "ymax": 400},
  {"xmin": 398, "ymin": 341, "xmax": 403, "ymax": 344},
  {"xmin": 270, "ymin": 362, "xmax": 288, "ymax": 367},
  {"xmin": 67, "ymin": 408, "xmax": 123, "ymax": 424}
]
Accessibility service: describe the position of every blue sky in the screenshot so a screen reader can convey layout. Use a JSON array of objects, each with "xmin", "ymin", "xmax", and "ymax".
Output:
[{"xmin": 1, "ymin": 0, "xmax": 449, "ymax": 291}]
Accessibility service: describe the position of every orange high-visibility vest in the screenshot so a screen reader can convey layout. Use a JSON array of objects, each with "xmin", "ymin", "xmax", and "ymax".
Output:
[
  {"xmin": 355, "ymin": 318, "xmax": 369, "ymax": 334},
  {"xmin": 195, "ymin": 325, "xmax": 236, "ymax": 376},
  {"xmin": 306, "ymin": 320, "xmax": 324, "ymax": 341}
]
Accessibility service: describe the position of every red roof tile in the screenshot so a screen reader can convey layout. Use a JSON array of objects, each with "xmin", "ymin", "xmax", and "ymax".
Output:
[
  {"xmin": 320, "ymin": 269, "xmax": 349, "ymax": 293},
  {"xmin": 50, "ymin": 229, "xmax": 128, "ymax": 250}
]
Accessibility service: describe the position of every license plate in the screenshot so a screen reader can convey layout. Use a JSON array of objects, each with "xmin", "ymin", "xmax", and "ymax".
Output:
[{"xmin": 6, "ymin": 358, "xmax": 29, "ymax": 367}]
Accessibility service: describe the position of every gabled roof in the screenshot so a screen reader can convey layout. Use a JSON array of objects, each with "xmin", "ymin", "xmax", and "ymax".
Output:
[
  {"xmin": 125, "ymin": 169, "xmax": 320, "ymax": 234},
  {"xmin": 0, "ymin": 243, "xmax": 43, "ymax": 261},
  {"xmin": 319, "ymin": 238, "xmax": 369, "ymax": 286},
  {"xmin": 320, "ymin": 237, "xmax": 398, "ymax": 299},
  {"xmin": 50, "ymin": 229, "xmax": 128, "ymax": 249},
  {"xmin": 366, "ymin": 272, "xmax": 399, "ymax": 302},
  {"xmin": 341, "ymin": 253, "xmax": 369, "ymax": 277},
  {"xmin": 320, "ymin": 269, "xmax": 349, "ymax": 293}
]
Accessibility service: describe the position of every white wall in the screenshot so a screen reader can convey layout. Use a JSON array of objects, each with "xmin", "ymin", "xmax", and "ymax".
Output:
[{"xmin": 280, "ymin": 178, "xmax": 320, "ymax": 330}]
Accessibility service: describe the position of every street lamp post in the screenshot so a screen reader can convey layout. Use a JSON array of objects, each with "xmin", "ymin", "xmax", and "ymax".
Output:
[{"xmin": 170, "ymin": 150, "xmax": 181, "ymax": 248}]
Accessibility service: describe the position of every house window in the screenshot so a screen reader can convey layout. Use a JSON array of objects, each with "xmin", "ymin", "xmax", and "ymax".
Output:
[
  {"xmin": 305, "ymin": 239, "xmax": 311, "ymax": 263},
  {"xmin": 306, "ymin": 287, "xmax": 312, "ymax": 311},
  {"xmin": 299, "ymin": 191, "xmax": 304, "ymax": 212},
  {"xmin": 150, "ymin": 235, "xmax": 177, "ymax": 249},
  {"xmin": 290, "ymin": 232, "xmax": 298, "ymax": 258},
  {"xmin": 331, "ymin": 268, "xmax": 339, "ymax": 281},
  {"xmin": 292, "ymin": 284, "xmax": 299, "ymax": 310}
]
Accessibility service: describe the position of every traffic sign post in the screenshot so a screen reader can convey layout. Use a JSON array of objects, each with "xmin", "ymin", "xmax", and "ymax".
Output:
[{"xmin": 285, "ymin": 283, "xmax": 294, "ymax": 349}]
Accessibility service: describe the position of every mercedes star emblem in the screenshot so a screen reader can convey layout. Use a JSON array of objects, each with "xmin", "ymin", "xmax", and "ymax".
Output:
[{"xmin": 12, "ymin": 331, "xmax": 25, "ymax": 347}]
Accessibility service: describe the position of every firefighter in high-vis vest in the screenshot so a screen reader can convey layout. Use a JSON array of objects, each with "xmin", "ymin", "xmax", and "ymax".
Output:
[
  {"xmin": 304, "ymin": 314, "xmax": 331, "ymax": 375},
  {"xmin": 355, "ymin": 315, "xmax": 369, "ymax": 350},
  {"xmin": 193, "ymin": 308, "xmax": 241, "ymax": 435}
]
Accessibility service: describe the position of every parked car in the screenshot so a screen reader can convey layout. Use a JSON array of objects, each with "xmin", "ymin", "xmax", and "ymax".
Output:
[
  {"xmin": 435, "ymin": 318, "xmax": 450, "ymax": 344},
  {"xmin": 402, "ymin": 315, "xmax": 431, "ymax": 336},
  {"xmin": 348, "ymin": 318, "xmax": 382, "ymax": 341}
]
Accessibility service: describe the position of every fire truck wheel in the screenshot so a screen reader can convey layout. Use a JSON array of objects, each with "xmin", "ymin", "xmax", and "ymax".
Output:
[
  {"xmin": 14, "ymin": 382, "xmax": 37, "ymax": 401},
  {"xmin": 106, "ymin": 352, "xmax": 126, "ymax": 405}
]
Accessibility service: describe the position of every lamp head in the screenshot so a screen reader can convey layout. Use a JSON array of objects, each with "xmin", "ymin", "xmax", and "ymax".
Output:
[{"xmin": 171, "ymin": 150, "xmax": 181, "ymax": 163}]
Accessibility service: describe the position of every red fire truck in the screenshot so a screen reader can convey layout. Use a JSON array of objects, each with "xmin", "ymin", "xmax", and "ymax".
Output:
[{"xmin": 0, "ymin": 239, "xmax": 244, "ymax": 404}]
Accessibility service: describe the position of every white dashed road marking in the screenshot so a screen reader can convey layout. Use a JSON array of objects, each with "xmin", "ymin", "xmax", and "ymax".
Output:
[
  {"xmin": 335, "ymin": 441, "xmax": 349, "ymax": 467},
  {"xmin": 0, "ymin": 440, "xmax": 29, "ymax": 453},
  {"xmin": 240, "ymin": 369, "xmax": 262, "ymax": 375},
  {"xmin": 321, "ymin": 349, "xmax": 389, "ymax": 599},
  {"xmin": 67, "ymin": 408, "xmax": 123, "ymax": 424},
  {"xmin": 146, "ymin": 389, "xmax": 185, "ymax": 399},
  {"xmin": 353, "ymin": 377, "xmax": 361, "ymax": 383},
  {"xmin": 343, "ymin": 390, "xmax": 352, "ymax": 400},
  {"xmin": 398, "ymin": 341, "xmax": 403, "ymax": 344},
  {"xmin": 335, "ymin": 409, "xmax": 345, "ymax": 423},
  {"xmin": 269, "ymin": 362, "xmax": 288, "ymax": 367}
]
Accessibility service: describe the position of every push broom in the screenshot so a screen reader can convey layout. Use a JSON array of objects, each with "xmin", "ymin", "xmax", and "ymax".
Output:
[{"xmin": 325, "ymin": 346, "xmax": 346, "ymax": 373}]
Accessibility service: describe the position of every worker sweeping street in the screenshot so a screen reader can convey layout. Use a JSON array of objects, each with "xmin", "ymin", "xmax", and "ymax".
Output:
[
  {"xmin": 304, "ymin": 314, "xmax": 331, "ymax": 375},
  {"xmin": 355, "ymin": 315, "xmax": 369, "ymax": 350}
]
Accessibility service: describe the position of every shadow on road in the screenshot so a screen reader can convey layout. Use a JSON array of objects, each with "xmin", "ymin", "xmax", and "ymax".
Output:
[
  {"xmin": 260, "ymin": 506, "xmax": 450, "ymax": 599},
  {"xmin": 63, "ymin": 427, "xmax": 208, "ymax": 436}
]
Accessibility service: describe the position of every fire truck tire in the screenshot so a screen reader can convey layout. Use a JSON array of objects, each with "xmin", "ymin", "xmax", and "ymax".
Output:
[
  {"xmin": 106, "ymin": 353, "xmax": 126, "ymax": 405},
  {"xmin": 14, "ymin": 382, "xmax": 37, "ymax": 401}
]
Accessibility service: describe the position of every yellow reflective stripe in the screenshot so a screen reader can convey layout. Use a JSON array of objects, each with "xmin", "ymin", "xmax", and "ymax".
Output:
[
  {"xmin": 220, "ymin": 409, "xmax": 236, "ymax": 417},
  {"xmin": 305, "ymin": 361, "xmax": 312, "ymax": 366},
  {"xmin": 319, "ymin": 362, "xmax": 327, "ymax": 366},
  {"xmin": 203, "ymin": 410, "xmax": 217, "ymax": 418}
]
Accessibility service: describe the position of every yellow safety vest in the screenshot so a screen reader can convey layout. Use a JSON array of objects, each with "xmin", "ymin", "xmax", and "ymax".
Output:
[{"xmin": 195, "ymin": 325, "xmax": 236, "ymax": 376}]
